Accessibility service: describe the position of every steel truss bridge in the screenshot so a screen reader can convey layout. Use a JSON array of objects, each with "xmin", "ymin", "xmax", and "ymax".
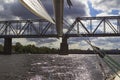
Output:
[{"xmin": 0, "ymin": 16, "xmax": 120, "ymax": 54}]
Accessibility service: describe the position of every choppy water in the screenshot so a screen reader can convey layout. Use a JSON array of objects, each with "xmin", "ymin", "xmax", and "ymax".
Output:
[{"xmin": 0, "ymin": 54, "xmax": 119, "ymax": 80}]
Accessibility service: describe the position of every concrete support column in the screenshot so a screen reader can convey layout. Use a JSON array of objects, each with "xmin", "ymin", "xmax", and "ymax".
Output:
[
  {"xmin": 4, "ymin": 38, "xmax": 12, "ymax": 54},
  {"xmin": 59, "ymin": 37, "xmax": 68, "ymax": 55}
]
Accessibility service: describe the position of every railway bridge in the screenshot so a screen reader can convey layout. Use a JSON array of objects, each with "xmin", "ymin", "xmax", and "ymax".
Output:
[{"xmin": 0, "ymin": 16, "xmax": 120, "ymax": 54}]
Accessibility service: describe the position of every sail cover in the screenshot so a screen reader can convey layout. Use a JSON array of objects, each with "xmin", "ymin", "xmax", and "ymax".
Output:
[{"xmin": 19, "ymin": 0, "xmax": 55, "ymax": 24}]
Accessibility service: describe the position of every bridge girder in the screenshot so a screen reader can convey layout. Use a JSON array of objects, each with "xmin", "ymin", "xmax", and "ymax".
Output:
[
  {"xmin": 65, "ymin": 16, "xmax": 120, "ymax": 35},
  {"xmin": 0, "ymin": 16, "xmax": 119, "ymax": 38}
]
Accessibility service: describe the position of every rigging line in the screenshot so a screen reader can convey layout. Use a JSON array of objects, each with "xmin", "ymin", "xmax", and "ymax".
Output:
[
  {"xmin": 94, "ymin": 48, "xmax": 120, "ymax": 70},
  {"xmin": 92, "ymin": 46, "xmax": 120, "ymax": 70},
  {"xmin": 64, "ymin": 18, "xmax": 118, "ymax": 64},
  {"xmin": 103, "ymin": 58, "xmax": 120, "ymax": 79},
  {"xmin": 64, "ymin": 18, "xmax": 91, "ymax": 43},
  {"xmin": 63, "ymin": 18, "xmax": 70, "ymax": 26},
  {"xmin": 64, "ymin": 18, "xmax": 120, "ymax": 78},
  {"xmin": 98, "ymin": 50, "xmax": 120, "ymax": 70},
  {"xmin": 93, "ymin": 48, "xmax": 120, "ymax": 78},
  {"xmin": 106, "ymin": 55, "xmax": 120, "ymax": 68},
  {"xmin": 92, "ymin": 48, "xmax": 120, "ymax": 79},
  {"xmin": 95, "ymin": 53, "xmax": 107, "ymax": 78},
  {"xmin": 80, "ymin": 35, "xmax": 120, "ymax": 78},
  {"xmin": 93, "ymin": 49, "xmax": 107, "ymax": 77},
  {"xmin": 105, "ymin": 56, "xmax": 120, "ymax": 70},
  {"xmin": 104, "ymin": 57, "xmax": 120, "ymax": 71},
  {"xmin": 67, "ymin": 0, "xmax": 73, "ymax": 8},
  {"xmin": 63, "ymin": 19, "xmax": 70, "ymax": 29}
]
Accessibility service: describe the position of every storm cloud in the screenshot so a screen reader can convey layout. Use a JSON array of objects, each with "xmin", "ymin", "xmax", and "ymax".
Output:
[{"xmin": 0, "ymin": 0, "xmax": 88, "ymax": 20}]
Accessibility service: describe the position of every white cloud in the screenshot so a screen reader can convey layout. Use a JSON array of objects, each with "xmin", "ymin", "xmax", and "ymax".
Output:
[
  {"xmin": 91, "ymin": 37, "xmax": 120, "ymax": 49},
  {"xmin": 91, "ymin": 0, "xmax": 120, "ymax": 12},
  {"xmin": 4, "ymin": 0, "xmax": 14, "ymax": 3},
  {"xmin": 36, "ymin": 38, "xmax": 62, "ymax": 49},
  {"xmin": 13, "ymin": 38, "xmax": 37, "ymax": 45},
  {"xmin": 69, "ymin": 42, "xmax": 81, "ymax": 49},
  {"xmin": 96, "ymin": 12, "xmax": 115, "ymax": 16}
]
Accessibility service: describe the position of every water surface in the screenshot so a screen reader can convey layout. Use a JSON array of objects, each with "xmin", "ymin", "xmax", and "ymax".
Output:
[{"xmin": 0, "ymin": 54, "xmax": 119, "ymax": 80}]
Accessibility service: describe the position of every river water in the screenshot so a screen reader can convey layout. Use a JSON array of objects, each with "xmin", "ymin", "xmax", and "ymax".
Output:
[{"xmin": 0, "ymin": 54, "xmax": 119, "ymax": 80}]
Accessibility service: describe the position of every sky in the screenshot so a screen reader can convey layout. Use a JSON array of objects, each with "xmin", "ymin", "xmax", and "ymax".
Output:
[{"xmin": 0, "ymin": 0, "xmax": 120, "ymax": 50}]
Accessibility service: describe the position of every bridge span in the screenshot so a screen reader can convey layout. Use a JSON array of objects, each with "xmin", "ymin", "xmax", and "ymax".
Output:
[{"xmin": 0, "ymin": 16, "xmax": 120, "ymax": 54}]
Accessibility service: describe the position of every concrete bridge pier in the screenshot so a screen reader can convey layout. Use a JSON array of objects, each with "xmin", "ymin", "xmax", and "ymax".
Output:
[
  {"xmin": 4, "ymin": 38, "xmax": 12, "ymax": 54},
  {"xmin": 59, "ymin": 37, "xmax": 68, "ymax": 55}
]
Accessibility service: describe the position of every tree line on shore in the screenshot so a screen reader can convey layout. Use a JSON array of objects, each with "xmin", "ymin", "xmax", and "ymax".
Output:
[
  {"xmin": 0, "ymin": 42, "xmax": 119, "ymax": 54},
  {"xmin": 0, "ymin": 42, "xmax": 58, "ymax": 54}
]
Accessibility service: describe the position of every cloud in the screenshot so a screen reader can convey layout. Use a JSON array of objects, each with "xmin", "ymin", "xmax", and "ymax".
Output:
[
  {"xmin": 13, "ymin": 38, "xmax": 37, "ymax": 45},
  {"xmin": 27, "ymin": 38, "xmax": 62, "ymax": 49},
  {"xmin": 10, "ymin": 1, "xmax": 37, "ymax": 19},
  {"xmin": 0, "ymin": 0, "xmax": 37, "ymax": 20},
  {"xmin": 27, "ymin": 38, "xmax": 59, "ymax": 45},
  {"xmin": 91, "ymin": 0, "xmax": 120, "ymax": 13},
  {"xmin": 42, "ymin": 0, "xmax": 90, "ymax": 19},
  {"xmin": 4, "ymin": 0, "xmax": 14, "ymax": 3},
  {"xmin": 0, "ymin": 0, "xmax": 90, "ymax": 20},
  {"xmin": 91, "ymin": 37, "xmax": 120, "ymax": 49},
  {"xmin": 96, "ymin": 12, "xmax": 115, "ymax": 16},
  {"xmin": 64, "ymin": 0, "xmax": 89, "ymax": 18},
  {"xmin": 69, "ymin": 36, "xmax": 120, "ymax": 50},
  {"xmin": 38, "ymin": 39, "xmax": 62, "ymax": 49},
  {"xmin": 12, "ymin": 38, "xmax": 62, "ymax": 49}
]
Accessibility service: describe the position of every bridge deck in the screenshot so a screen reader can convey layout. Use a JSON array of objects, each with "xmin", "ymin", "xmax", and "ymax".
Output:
[{"xmin": 0, "ymin": 33, "xmax": 120, "ymax": 38}]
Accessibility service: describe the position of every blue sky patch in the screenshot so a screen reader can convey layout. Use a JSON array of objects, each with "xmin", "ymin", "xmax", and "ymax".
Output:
[
  {"xmin": 111, "ymin": 10, "xmax": 119, "ymax": 15},
  {"xmin": 88, "ymin": 1, "xmax": 102, "ymax": 16}
]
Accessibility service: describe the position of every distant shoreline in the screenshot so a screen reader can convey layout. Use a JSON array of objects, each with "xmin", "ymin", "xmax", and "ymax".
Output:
[
  {"xmin": 0, "ymin": 42, "xmax": 119, "ymax": 55},
  {"xmin": 0, "ymin": 50, "xmax": 119, "ymax": 55}
]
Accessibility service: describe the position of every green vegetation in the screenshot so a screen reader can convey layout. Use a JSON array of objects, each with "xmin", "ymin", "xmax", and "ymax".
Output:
[
  {"xmin": 0, "ymin": 44, "xmax": 3, "ymax": 52},
  {"xmin": 0, "ymin": 42, "xmax": 58, "ymax": 54},
  {"xmin": 12, "ymin": 42, "xmax": 58, "ymax": 54}
]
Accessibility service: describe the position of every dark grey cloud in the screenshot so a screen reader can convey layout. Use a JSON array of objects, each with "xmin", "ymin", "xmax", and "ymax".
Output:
[
  {"xmin": 0, "ymin": 2, "xmax": 13, "ymax": 19},
  {"xmin": 0, "ymin": 0, "xmax": 88, "ymax": 20},
  {"xmin": 42, "ymin": 0, "xmax": 88, "ymax": 19},
  {"xmin": 0, "ymin": 0, "xmax": 38, "ymax": 20},
  {"xmin": 41, "ymin": 0, "xmax": 54, "ymax": 16},
  {"xmin": 64, "ymin": 0, "xmax": 87, "ymax": 18},
  {"xmin": 10, "ymin": 1, "xmax": 37, "ymax": 19}
]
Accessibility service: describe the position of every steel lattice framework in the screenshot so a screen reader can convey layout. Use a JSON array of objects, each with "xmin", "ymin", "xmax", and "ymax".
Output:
[
  {"xmin": 0, "ymin": 19, "xmax": 57, "ymax": 38},
  {"xmin": 65, "ymin": 16, "xmax": 120, "ymax": 37},
  {"xmin": 0, "ymin": 16, "xmax": 120, "ymax": 38}
]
